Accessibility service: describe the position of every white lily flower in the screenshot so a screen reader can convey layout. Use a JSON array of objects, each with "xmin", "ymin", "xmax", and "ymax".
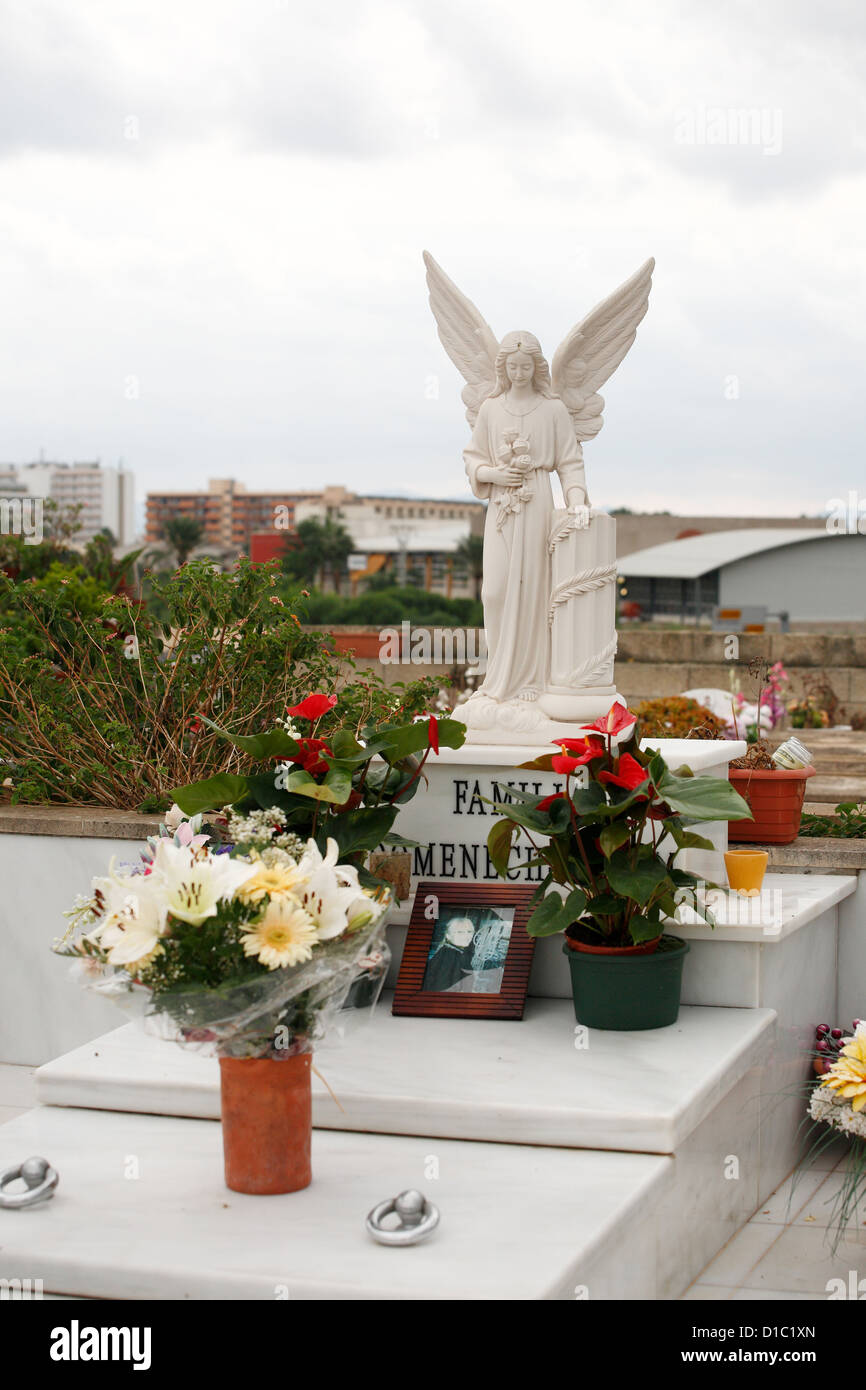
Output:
[
  {"xmin": 88, "ymin": 860, "xmax": 169, "ymax": 967},
  {"xmin": 295, "ymin": 838, "xmax": 379, "ymax": 941},
  {"xmin": 147, "ymin": 839, "xmax": 257, "ymax": 926}
]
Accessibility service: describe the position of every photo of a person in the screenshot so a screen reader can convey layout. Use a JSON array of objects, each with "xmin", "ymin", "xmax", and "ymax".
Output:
[{"xmin": 421, "ymin": 907, "xmax": 514, "ymax": 995}]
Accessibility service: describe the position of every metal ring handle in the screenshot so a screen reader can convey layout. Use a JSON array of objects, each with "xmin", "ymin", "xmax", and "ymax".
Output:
[
  {"xmin": 0, "ymin": 1156, "xmax": 59, "ymax": 1209},
  {"xmin": 366, "ymin": 1189, "xmax": 440, "ymax": 1246}
]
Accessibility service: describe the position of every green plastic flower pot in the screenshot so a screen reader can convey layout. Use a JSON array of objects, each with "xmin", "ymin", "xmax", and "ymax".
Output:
[{"xmin": 563, "ymin": 934, "xmax": 690, "ymax": 1031}]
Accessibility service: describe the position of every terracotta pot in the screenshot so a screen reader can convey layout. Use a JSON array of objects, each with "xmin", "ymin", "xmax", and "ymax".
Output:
[
  {"xmin": 219, "ymin": 1053, "xmax": 312, "ymax": 1195},
  {"xmin": 565, "ymin": 934, "xmax": 661, "ymax": 957},
  {"xmin": 728, "ymin": 766, "xmax": 815, "ymax": 844}
]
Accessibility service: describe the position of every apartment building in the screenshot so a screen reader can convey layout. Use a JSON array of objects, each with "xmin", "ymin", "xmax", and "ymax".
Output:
[{"xmin": 0, "ymin": 460, "xmax": 136, "ymax": 545}]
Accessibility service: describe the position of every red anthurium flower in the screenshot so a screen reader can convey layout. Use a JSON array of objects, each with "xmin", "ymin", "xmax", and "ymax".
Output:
[
  {"xmin": 586, "ymin": 702, "xmax": 637, "ymax": 739},
  {"xmin": 428, "ymin": 715, "xmax": 439, "ymax": 754},
  {"xmin": 552, "ymin": 752, "xmax": 587, "ymax": 775},
  {"xmin": 556, "ymin": 736, "xmax": 606, "ymax": 758},
  {"xmin": 538, "ymin": 792, "xmax": 566, "ymax": 812},
  {"xmin": 287, "ymin": 692, "xmax": 338, "ymax": 721},
  {"xmin": 551, "ymin": 739, "xmax": 605, "ymax": 775},
  {"xmin": 597, "ymin": 753, "xmax": 651, "ymax": 794},
  {"xmin": 293, "ymin": 737, "xmax": 333, "ymax": 778}
]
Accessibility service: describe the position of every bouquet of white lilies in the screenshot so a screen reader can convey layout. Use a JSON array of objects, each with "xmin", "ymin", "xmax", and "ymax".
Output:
[{"xmin": 56, "ymin": 808, "xmax": 391, "ymax": 1058}]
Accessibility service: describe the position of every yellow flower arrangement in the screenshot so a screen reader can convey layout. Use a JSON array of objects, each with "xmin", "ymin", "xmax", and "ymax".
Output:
[{"xmin": 820, "ymin": 1032, "xmax": 866, "ymax": 1112}]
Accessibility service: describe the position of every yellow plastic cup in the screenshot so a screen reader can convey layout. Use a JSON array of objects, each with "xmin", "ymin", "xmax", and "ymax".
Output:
[{"xmin": 724, "ymin": 849, "xmax": 768, "ymax": 895}]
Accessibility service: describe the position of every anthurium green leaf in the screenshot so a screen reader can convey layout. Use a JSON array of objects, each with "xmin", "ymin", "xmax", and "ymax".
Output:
[
  {"xmin": 605, "ymin": 853, "xmax": 670, "ymax": 906},
  {"xmin": 526, "ymin": 893, "xmax": 571, "ymax": 937},
  {"xmin": 569, "ymin": 783, "xmax": 608, "ymax": 815},
  {"xmin": 487, "ymin": 818, "xmax": 518, "ymax": 878},
  {"xmin": 376, "ymin": 717, "xmax": 465, "ymax": 763},
  {"xmin": 547, "ymin": 798, "xmax": 573, "ymax": 833},
  {"xmin": 328, "ymin": 728, "xmax": 366, "ymax": 760},
  {"xmin": 197, "ymin": 716, "xmax": 299, "ymax": 761},
  {"xmin": 628, "ymin": 914, "xmax": 663, "ymax": 945},
  {"xmin": 482, "ymin": 784, "xmax": 548, "ymax": 807},
  {"xmin": 280, "ymin": 766, "xmax": 353, "ymax": 804},
  {"xmin": 563, "ymin": 886, "xmax": 588, "ymax": 923},
  {"xmin": 171, "ymin": 772, "xmax": 250, "ymax": 815},
  {"xmin": 599, "ymin": 821, "xmax": 632, "ymax": 857},
  {"xmin": 667, "ymin": 821, "xmax": 716, "ymax": 853},
  {"xmin": 586, "ymin": 893, "xmax": 623, "ymax": 916},
  {"xmin": 529, "ymin": 871, "xmax": 554, "ymax": 907},
  {"xmin": 490, "ymin": 801, "xmax": 549, "ymax": 832},
  {"xmin": 316, "ymin": 806, "xmax": 397, "ymax": 858},
  {"xmin": 518, "ymin": 753, "xmax": 555, "ymax": 771},
  {"xmin": 645, "ymin": 750, "xmax": 667, "ymax": 783},
  {"xmin": 655, "ymin": 766, "xmax": 753, "ymax": 821}
]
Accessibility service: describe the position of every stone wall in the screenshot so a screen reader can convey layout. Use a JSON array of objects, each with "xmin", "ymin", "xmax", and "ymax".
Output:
[{"xmin": 318, "ymin": 627, "xmax": 866, "ymax": 723}]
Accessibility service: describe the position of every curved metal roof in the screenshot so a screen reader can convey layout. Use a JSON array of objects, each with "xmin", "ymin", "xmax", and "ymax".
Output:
[{"xmin": 618, "ymin": 527, "xmax": 830, "ymax": 580}]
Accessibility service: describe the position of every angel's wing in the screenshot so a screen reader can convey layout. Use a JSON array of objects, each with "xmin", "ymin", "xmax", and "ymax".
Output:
[
  {"xmin": 423, "ymin": 251, "xmax": 499, "ymax": 426},
  {"xmin": 551, "ymin": 258, "xmax": 654, "ymax": 442}
]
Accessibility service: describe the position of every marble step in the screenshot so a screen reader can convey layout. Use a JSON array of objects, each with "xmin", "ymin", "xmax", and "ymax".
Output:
[
  {"xmin": 807, "ymin": 775, "xmax": 866, "ymax": 804},
  {"xmin": 0, "ymin": 1104, "xmax": 679, "ymax": 1301},
  {"xmin": 36, "ymin": 998, "xmax": 776, "ymax": 1155}
]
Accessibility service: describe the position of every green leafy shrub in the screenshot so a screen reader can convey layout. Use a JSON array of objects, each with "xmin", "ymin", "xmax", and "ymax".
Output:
[{"xmin": 0, "ymin": 559, "xmax": 439, "ymax": 810}]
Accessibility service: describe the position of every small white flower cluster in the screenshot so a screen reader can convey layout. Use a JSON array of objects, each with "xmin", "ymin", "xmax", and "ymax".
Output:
[
  {"xmin": 809, "ymin": 1086, "xmax": 866, "ymax": 1140},
  {"xmin": 274, "ymin": 716, "xmax": 303, "ymax": 740},
  {"xmin": 226, "ymin": 807, "xmax": 305, "ymax": 856}
]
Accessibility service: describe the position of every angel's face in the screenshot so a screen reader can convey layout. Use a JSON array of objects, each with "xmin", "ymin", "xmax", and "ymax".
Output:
[{"xmin": 505, "ymin": 350, "xmax": 535, "ymax": 387}]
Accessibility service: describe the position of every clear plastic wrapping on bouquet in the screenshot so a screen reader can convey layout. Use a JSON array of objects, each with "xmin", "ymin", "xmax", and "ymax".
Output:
[{"xmin": 138, "ymin": 914, "xmax": 391, "ymax": 1058}]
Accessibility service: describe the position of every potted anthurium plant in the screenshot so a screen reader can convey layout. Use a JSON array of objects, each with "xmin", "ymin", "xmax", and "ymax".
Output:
[
  {"xmin": 170, "ymin": 690, "xmax": 466, "ymax": 875},
  {"xmin": 486, "ymin": 702, "xmax": 752, "ymax": 1030}
]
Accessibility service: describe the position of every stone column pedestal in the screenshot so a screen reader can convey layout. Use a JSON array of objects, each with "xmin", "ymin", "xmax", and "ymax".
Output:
[{"xmin": 538, "ymin": 510, "xmax": 618, "ymax": 724}]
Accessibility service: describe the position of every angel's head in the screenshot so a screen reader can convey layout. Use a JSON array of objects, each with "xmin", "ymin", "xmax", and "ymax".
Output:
[{"xmin": 492, "ymin": 331, "xmax": 552, "ymax": 397}]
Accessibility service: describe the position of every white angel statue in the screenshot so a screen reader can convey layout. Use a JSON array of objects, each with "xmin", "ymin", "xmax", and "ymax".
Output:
[{"xmin": 424, "ymin": 251, "xmax": 653, "ymax": 732}]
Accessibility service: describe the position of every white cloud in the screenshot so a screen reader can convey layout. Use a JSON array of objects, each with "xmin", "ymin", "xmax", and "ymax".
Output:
[{"xmin": 0, "ymin": 0, "xmax": 863, "ymax": 519}]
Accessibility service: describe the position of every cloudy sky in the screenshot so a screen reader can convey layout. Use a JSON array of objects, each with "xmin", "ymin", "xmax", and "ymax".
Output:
[{"xmin": 1, "ymin": 0, "xmax": 864, "ymax": 516}]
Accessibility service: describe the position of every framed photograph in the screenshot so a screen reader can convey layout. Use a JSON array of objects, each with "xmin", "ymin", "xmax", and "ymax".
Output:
[{"xmin": 392, "ymin": 882, "xmax": 537, "ymax": 1019}]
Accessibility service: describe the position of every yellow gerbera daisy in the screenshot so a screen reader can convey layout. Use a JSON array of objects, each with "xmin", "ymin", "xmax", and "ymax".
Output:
[
  {"xmin": 238, "ymin": 860, "xmax": 309, "ymax": 905},
  {"xmin": 240, "ymin": 900, "xmax": 319, "ymax": 970},
  {"xmin": 821, "ymin": 1034, "xmax": 866, "ymax": 1112}
]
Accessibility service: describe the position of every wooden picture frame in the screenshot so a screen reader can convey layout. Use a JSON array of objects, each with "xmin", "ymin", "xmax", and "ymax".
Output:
[{"xmin": 392, "ymin": 881, "xmax": 537, "ymax": 1019}]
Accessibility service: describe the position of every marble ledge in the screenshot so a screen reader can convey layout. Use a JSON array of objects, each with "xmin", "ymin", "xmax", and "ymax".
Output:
[
  {"xmin": 388, "ymin": 873, "xmax": 856, "ymax": 940},
  {"xmin": 35, "ymin": 999, "xmax": 776, "ymax": 1154},
  {"xmin": 670, "ymin": 872, "xmax": 856, "ymax": 943},
  {"xmin": 0, "ymin": 1106, "xmax": 672, "ymax": 1301},
  {"xmin": 433, "ymin": 737, "xmax": 746, "ymax": 771},
  {"xmin": 0, "ymin": 804, "xmax": 162, "ymax": 841}
]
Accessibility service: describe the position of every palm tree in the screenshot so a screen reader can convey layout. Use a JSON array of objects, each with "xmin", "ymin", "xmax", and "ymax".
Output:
[
  {"xmin": 454, "ymin": 533, "xmax": 484, "ymax": 600},
  {"xmin": 282, "ymin": 516, "xmax": 354, "ymax": 592},
  {"xmin": 161, "ymin": 516, "xmax": 205, "ymax": 566}
]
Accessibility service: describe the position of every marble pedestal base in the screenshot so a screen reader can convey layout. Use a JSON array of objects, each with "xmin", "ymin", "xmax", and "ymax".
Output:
[
  {"xmin": 460, "ymin": 689, "xmax": 618, "ymax": 744},
  {"xmin": 537, "ymin": 682, "xmax": 618, "ymax": 723}
]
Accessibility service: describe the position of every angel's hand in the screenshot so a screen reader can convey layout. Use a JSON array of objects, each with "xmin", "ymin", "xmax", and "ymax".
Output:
[
  {"xmin": 568, "ymin": 503, "xmax": 592, "ymax": 529},
  {"xmin": 478, "ymin": 464, "xmax": 525, "ymax": 488}
]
